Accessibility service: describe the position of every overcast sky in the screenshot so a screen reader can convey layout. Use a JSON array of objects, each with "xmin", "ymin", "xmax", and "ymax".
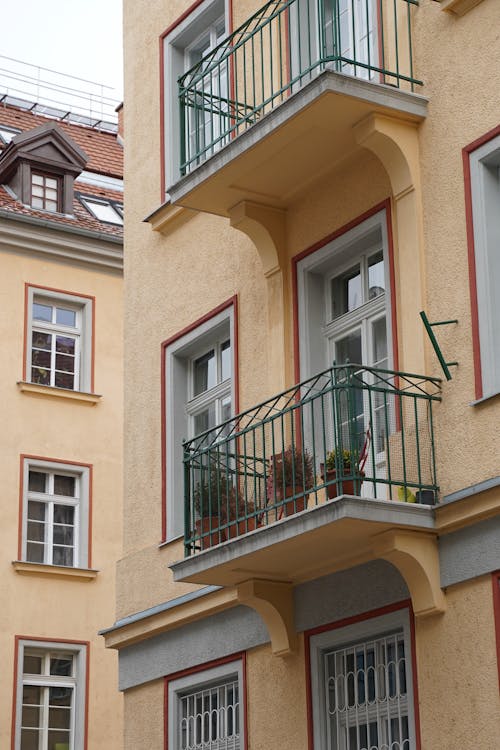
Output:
[{"xmin": 1, "ymin": 1, "xmax": 123, "ymax": 101}]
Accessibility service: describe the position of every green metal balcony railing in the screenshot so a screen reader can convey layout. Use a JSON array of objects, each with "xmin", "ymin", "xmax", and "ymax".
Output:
[
  {"xmin": 179, "ymin": 0, "xmax": 421, "ymax": 174},
  {"xmin": 183, "ymin": 364, "xmax": 441, "ymax": 555}
]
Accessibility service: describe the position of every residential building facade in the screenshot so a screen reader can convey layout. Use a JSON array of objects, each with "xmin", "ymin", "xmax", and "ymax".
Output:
[
  {"xmin": 106, "ymin": 0, "xmax": 500, "ymax": 748},
  {"xmin": 0, "ymin": 76, "xmax": 123, "ymax": 749}
]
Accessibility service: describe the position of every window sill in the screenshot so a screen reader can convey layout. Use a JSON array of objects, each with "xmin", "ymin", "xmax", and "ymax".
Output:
[
  {"xmin": 469, "ymin": 390, "xmax": 500, "ymax": 407},
  {"xmin": 17, "ymin": 381, "xmax": 101, "ymax": 405},
  {"xmin": 12, "ymin": 561, "xmax": 99, "ymax": 580},
  {"xmin": 439, "ymin": 0, "xmax": 485, "ymax": 15}
]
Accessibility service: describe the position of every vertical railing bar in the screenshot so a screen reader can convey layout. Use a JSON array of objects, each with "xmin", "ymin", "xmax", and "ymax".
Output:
[
  {"xmin": 393, "ymin": 0, "xmax": 400, "ymax": 86},
  {"xmin": 384, "ymin": 389, "xmax": 392, "ymax": 500},
  {"xmin": 398, "ymin": 388, "xmax": 407, "ymax": 496},
  {"xmin": 351, "ymin": 0, "xmax": 357, "ymax": 77},
  {"xmin": 290, "ymin": 404, "xmax": 297, "ymax": 512},
  {"xmin": 429, "ymin": 400, "xmax": 438, "ymax": 501},
  {"xmin": 379, "ymin": 0, "xmax": 386, "ymax": 84},
  {"xmin": 407, "ymin": 0, "xmax": 414, "ymax": 92},
  {"xmin": 413, "ymin": 395, "xmax": 422, "ymax": 499},
  {"xmin": 365, "ymin": 0, "xmax": 371, "ymax": 77},
  {"xmin": 277, "ymin": 8, "xmax": 284, "ymax": 101}
]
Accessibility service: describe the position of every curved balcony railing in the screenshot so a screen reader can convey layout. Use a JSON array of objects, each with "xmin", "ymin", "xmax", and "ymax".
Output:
[
  {"xmin": 178, "ymin": 0, "xmax": 421, "ymax": 174},
  {"xmin": 183, "ymin": 364, "xmax": 441, "ymax": 556}
]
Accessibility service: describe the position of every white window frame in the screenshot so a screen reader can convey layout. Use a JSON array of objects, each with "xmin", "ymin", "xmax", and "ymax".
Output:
[
  {"xmin": 309, "ymin": 609, "xmax": 416, "ymax": 750},
  {"xmin": 163, "ymin": 0, "xmax": 229, "ymax": 192},
  {"xmin": 79, "ymin": 195, "xmax": 124, "ymax": 225},
  {"xmin": 468, "ymin": 133, "xmax": 500, "ymax": 398},
  {"xmin": 165, "ymin": 306, "xmax": 235, "ymax": 540},
  {"xmin": 167, "ymin": 660, "xmax": 244, "ymax": 750},
  {"xmin": 26, "ymin": 286, "xmax": 93, "ymax": 393},
  {"xmin": 21, "ymin": 458, "xmax": 90, "ymax": 569},
  {"xmin": 14, "ymin": 639, "xmax": 87, "ymax": 750}
]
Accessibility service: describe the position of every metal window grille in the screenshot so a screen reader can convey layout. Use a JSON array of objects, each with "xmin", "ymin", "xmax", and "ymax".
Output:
[
  {"xmin": 324, "ymin": 630, "xmax": 410, "ymax": 750},
  {"xmin": 179, "ymin": 678, "xmax": 240, "ymax": 750}
]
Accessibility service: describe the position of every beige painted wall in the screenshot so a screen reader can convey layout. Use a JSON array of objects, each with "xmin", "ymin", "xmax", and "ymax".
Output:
[{"xmin": 0, "ymin": 248, "xmax": 123, "ymax": 748}]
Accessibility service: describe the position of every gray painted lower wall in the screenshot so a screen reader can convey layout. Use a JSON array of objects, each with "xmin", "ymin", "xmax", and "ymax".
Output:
[
  {"xmin": 439, "ymin": 515, "xmax": 500, "ymax": 587},
  {"xmin": 118, "ymin": 559, "xmax": 409, "ymax": 691}
]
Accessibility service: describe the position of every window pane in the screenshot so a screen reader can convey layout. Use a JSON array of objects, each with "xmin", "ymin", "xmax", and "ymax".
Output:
[
  {"xmin": 50, "ymin": 657, "xmax": 73, "ymax": 677},
  {"xmin": 32, "ymin": 174, "xmax": 44, "ymax": 186},
  {"xmin": 372, "ymin": 317, "xmax": 387, "ymax": 367},
  {"xmin": 193, "ymin": 349, "xmax": 216, "ymax": 395},
  {"xmin": 368, "ymin": 251, "xmax": 385, "ymax": 299},
  {"xmin": 53, "ymin": 524, "xmax": 74, "ymax": 546},
  {"xmin": 55, "ymin": 371, "xmax": 75, "ymax": 390},
  {"xmin": 21, "ymin": 704, "xmax": 41, "ymax": 728},
  {"xmin": 194, "ymin": 403, "xmax": 216, "ymax": 435},
  {"xmin": 56, "ymin": 336, "xmax": 76, "ymax": 354},
  {"xmin": 32, "ymin": 349, "xmax": 51, "ymax": 368},
  {"xmin": 331, "ymin": 265, "xmax": 362, "ymax": 319},
  {"xmin": 23, "ymin": 655, "xmax": 43, "ymax": 675},
  {"xmin": 54, "ymin": 495, "xmax": 75, "ymax": 514},
  {"xmin": 46, "ymin": 178, "xmax": 58, "ymax": 190},
  {"xmin": 55, "ymin": 354, "xmax": 75, "ymax": 373},
  {"xmin": 27, "ymin": 520, "xmax": 45, "ymax": 542},
  {"xmin": 28, "ymin": 472, "xmax": 47, "ymax": 493},
  {"xmin": 49, "ymin": 706, "xmax": 72, "ymax": 729},
  {"xmin": 32, "ymin": 331, "xmax": 52, "ymax": 350},
  {"xmin": 55, "ymin": 308, "xmax": 76, "ymax": 327},
  {"xmin": 49, "ymin": 686, "xmax": 73, "ymax": 705},
  {"xmin": 33, "ymin": 303, "xmax": 52, "ymax": 322},
  {"xmin": 47, "ymin": 730, "xmax": 71, "ymax": 750},
  {"xmin": 31, "ymin": 197, "xmax": 44, "ymax": 209},
  {"xmin": 335, "ymin": 330, "xmax": 362, "ymax": 365},
  {"xmin": 27, "ymin": 542, "xmax": 45, "ymax": 563},
  {"xmin": 46, "ymin": 199, "xmax": 58, "ymax": 212},
  {"xmin": 221, "ymin": 340, "xmax": 231, "ymax": 381},
  {"xmin": 20, "ymin": 728, "xmax": 40, "ymax": 750},
  {"xmin": 53, "ymin": 547, "xmax": 74, "ymax": 566},
  {"xmin": 32, "ymin": 367, "xmax": 51, "ymax": 385}
]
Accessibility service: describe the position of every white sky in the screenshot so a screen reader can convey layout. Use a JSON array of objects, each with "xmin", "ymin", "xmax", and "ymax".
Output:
[{"xmin": 1, "ymin": 0, "xmax": 124, "ymax": 100}]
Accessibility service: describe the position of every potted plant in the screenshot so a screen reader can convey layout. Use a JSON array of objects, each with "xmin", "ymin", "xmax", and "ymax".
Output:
[
  {"xmin": 320, "ymin": 448, "xmax": 364, "ymax": 499},
  {"xmin": 266, "ymin": 445, "xmax": 314, "ymax": 517},
  {"xmin": 193, "ymin": 464, "xmax": 232, "ymax": 548},
  {"xmin": 222, "ymin": 490, "xmax": 259, "ymax": 538}
]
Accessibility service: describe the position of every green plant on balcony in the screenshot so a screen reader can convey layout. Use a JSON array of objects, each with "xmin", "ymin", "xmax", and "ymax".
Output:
[
  {"xmin": 266, "ymin": 445, "xmax": 314, "ymax": 517},
  {"xmin": 193, "ymin": 464, "xmax": 233, "ymax": 547},
  {"xmin": 222, "ymin": 490, "xmax": 258, "ymax": 538},
  {"xmin": 320, "ymin": 447, "xmax": 364, "ymax": 499}
]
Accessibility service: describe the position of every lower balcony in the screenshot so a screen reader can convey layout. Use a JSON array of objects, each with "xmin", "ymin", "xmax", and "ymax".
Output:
[{"xmin": 171, "ymin": 364, "xmax": 442, "ymax": 588}]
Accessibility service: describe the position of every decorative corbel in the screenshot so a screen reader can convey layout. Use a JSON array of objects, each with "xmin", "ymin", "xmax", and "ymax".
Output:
[{"xmin": 237, "ymin": 579, "xmax": 297, "ymax": 656}]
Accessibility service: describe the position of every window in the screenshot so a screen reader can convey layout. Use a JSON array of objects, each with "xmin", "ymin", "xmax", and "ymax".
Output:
[
  {"xmin": 79, "ymin": 195, "xmax": 123, "ymax": 225},
  {"xmin": 26, "ymin": 286, "xmax": 93, "ymax": 392},
  {"xmin": 31, "ymin": 172, "xmax": 60, "ymax": 212},
  {"xmin": 309, "ymin": 609, "xmax": 416, "ymax": 750},
  {"xmin": 20, "ymin": 458, "xmax": 90, "ymax": 569},
  {"xmin": 167, "ymin": 660, "xmax": 243, "ymax": 750},
  {"xmin": 164, "ymin": 302, "xmax": 235, "ymax": 539},
  {"xmin": 162, "ymin": 0, "xmax": 228, "ymax": 189},
  {"xmin": 0, "ymin": 124, "xmax": 21, "ymax": 144},
  {"xmin": 14, "ymin": 639, "xmax": 87, "ymax": 750},
  {"xmin": 465, "ymin": 130, "xmax": 500, "ymax": 399}
]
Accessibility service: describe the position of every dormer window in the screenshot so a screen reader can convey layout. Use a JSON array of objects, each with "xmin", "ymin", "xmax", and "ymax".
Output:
[
  {"xmin": 79, "ymin": 196, "xmax": 123, "ymax": 225},
  {"xmin": 31, "ymin": 172, "xmax": 61, "ymax": 212}
]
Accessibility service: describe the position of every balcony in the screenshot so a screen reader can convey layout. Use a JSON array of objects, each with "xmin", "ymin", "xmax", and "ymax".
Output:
[
  {"xmin": 171, "ymin": 365, "xmax": 442, "ymax": 589},
  {"xmin": 169, "ymin": 0, "xmax": 427, "ymax": 216}
]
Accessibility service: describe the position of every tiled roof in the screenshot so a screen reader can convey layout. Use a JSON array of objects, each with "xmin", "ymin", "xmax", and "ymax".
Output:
[
  {"xmin": 0, "ymin": 102, "xmax": 122, "ymax": 178},
  {"xmin": 0, "ymin": 183, "xmax": 123, "ymax": 239},
  {"xmin": 0, "ymin": 102, "xmax": 123, "ymax": 240}
]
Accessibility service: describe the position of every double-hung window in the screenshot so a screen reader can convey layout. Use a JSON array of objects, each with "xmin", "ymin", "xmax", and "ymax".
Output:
[
  {"xmin": 21, "ymin": 458, "xmax": 90, "ymax": 569},
  {"xmin": 26, "ymin": 286, "xmax": 93, "ymax": 392},
  {"xmin": 309, "ymin": 609, "xmax": 416, "ymax": 750},
  {"xmin": 15, "ymin": 639, "xmax": 87, "ymax": 750},
  {"xmin": 164, "ymin": 303, "xmax": 235, "ymax": 539},
  {"xmin": 167, "ymin": 660, "xmax": 243, "ymax": 750}
]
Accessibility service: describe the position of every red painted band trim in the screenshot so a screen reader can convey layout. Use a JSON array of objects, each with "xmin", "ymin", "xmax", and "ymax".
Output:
[
  {"xmin": 462, "ymin": 125, "xmax": 500, "ymax": 400},
  {"xmin": 161, "ymin": 296, "xmax": 239, "ymax": 542}
]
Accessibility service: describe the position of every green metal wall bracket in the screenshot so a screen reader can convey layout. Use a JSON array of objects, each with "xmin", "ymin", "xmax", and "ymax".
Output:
[{"xmin": 420, "ymin": 311, "xmax": 458, "ymax": 381}]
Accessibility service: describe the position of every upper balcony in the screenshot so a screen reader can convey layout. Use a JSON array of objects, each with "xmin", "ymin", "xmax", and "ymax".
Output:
[
  {"xmin": 168, "ymin": 0, "xmax": 427, "ymax": 217},
  {"xmin": 171, "ymin": 364, "xmax": 442, "ymax": 591}
]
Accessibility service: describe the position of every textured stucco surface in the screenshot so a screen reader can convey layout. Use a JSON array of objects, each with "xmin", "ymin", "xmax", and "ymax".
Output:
[
  {"xmin": 124, "ymin": 679, "xmax": 164, "ymax": 750},
  {"xmin": 0, "ymin": 249, "xmax": 123, "ymax": 748}
]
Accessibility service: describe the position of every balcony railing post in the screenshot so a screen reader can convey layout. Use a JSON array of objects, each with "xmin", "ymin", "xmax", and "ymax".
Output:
[{"xmin": 183, "ymin": 439, "xmax": 192, "ymax": 554}]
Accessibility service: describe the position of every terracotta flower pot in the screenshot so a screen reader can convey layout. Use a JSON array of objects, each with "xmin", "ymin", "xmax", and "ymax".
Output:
[
  {"xmin": 320, "ymin": 464, "xmax": 364, "ymax": 499},
  {"xmin": 195, "ymin": 517, "xmax": 225, "ymax": 548},
  {"xmin": 225, "ymin": 516, "xmax": 261, "ymax": 538},
  {"xmin": 277, "ymin": 486, "xmax": 308, "ymax": 517}
]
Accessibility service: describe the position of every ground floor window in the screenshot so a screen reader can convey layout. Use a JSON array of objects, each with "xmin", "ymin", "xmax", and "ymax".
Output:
[
  {"xmin": 167, "ymin": 658, "xmax": 243, "ymax": 750},
  {"xmin": 308, "ymin": 608, "xmax": 416, "ymax": 750}
]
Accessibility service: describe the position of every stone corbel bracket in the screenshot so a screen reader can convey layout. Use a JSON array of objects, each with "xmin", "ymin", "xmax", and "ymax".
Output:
[
  {"xmin": 372, "ymin": 529, "xmax": 446, "ymax": 618},
  {"xmin": 237, "ymin": 578, "xmax": 297, "ymax": 656}
]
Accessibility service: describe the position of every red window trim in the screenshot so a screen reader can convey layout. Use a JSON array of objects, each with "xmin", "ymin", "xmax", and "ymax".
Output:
[
  {"xmin": 304, "ymin": 599, "xmax": 421, "ymax": 750},
  {"xmin": 291, "ymin": 198, "xmax": 399, "ymax": 385},
  {"xmin": 23, "ymin": 283, "xmax": 96, "ymax": 393},
  {"xmin": 492, "ymin": 571, "xmax": 500, "ymax": 693},
  {"xmin": 164, "ymin": 651, "xmax": 247, "ymax": 750},
  {"xmin": 462, "ymin": 124, "xmax": 500, "ymax": 401},
  {"xmin": 11, "ymin": 635, "xmax": 90, "ymax": 750},
  {"xmin": 160, "ymin": 295, "xmax": 239, "ymax": 543},
  {"xmin": 18, "ymin": 454, "xmax": 93, "ymax": 568}
]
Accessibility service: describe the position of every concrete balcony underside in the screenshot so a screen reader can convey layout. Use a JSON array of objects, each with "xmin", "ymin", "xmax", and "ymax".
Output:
[
  {"xmin": 171, "ymin": 496, "xmax": 436, "ymax": 587},
  {"xmin": 169, "ymin": 70, "xmax": 428, "ymax": 217}
]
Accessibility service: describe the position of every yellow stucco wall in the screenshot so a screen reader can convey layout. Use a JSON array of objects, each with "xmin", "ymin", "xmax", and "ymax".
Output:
[
  {"xmin": 124, "ymin": 680, "xmax": 164, "ymax": 750},
  {"xmin": 0, "ymin": 248, "xmax": 123, "ymax": 748}
]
